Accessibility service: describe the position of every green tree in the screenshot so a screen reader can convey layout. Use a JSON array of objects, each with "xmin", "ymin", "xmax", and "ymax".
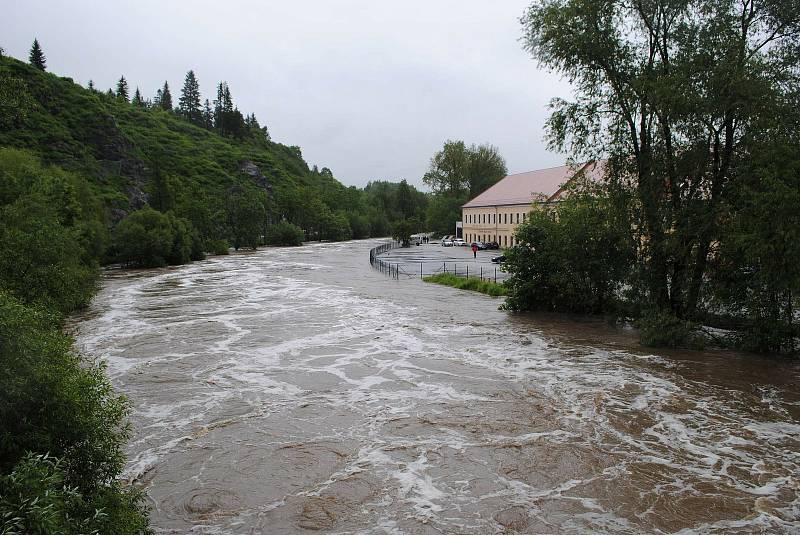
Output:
[
  {"xmin": 265, "ymin": 220, "xmax": 305, "ymax": 246},
  {"xmin": 0, "ymin": 295, "xmax": 150, "ymax": 534},
  {"xmin": 226, "ymin": 186, "xmax": 264, "ymax": 250},
  {"xmin": 423, "ymin": 140, "xmax": 506, "ymax": 198},
  {"xmin": 178, "ymin": 70, "xmax": 202, "ymax": 125},
  {"xmin": 113, "ymin": 207, "xmax": 175, "ymax": 267},
  {"xmin": 28, "ymin": 38, "xmax": 46, "ymax": 71},
  {"xmin": 503, "ymin": 183, "xmax": 634, "ymax": 314},
  {"xmin": 147, "ymin": 163, "xmax": 174, "ymax": 213},
  {"xmin": 132, "ymin": 87, "xmax": 145, "ymax": 107},
  {"xmin": 156, "ymin": 81, "xmax": 172, "ymax": 111},
  {"xmin": 391, "ymin": 218, "xmax": 417, "ymax": 247},
  {"xmin": 116, "ymin": 75, "xmax": 129, "ymax": 102},
  {"xmin": 521, "ymin": 0, "xmax": 800, "ymax": 321},
  {"xmin": 202, "ymin": 98, "xmax": 213, "ymax": 129}
]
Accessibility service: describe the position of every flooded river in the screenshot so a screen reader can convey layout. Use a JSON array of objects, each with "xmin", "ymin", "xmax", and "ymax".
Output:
[{"xmin": 73, "ymin": 240, "xmax": 799, "ymax": 534}]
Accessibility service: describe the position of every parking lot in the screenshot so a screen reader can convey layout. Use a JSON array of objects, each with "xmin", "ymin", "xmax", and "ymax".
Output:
[{"xmin": 375, "ymin": 241, "xmax": 509, "ymax": 281}]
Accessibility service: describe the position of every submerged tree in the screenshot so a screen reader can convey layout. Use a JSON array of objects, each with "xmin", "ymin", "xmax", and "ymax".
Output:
[
  {"xmin": 28, "ymin": 39, "xmax": 46, "ymax": 71},
  {"xmin": 520, "ymin": 0, "xmax": 800, "ymax": 350}
]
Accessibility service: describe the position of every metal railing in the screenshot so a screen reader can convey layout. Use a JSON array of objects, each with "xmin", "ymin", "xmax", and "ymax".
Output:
[{"xmin": 369, "ymin": 242, "xmax": 502, "ymax": 283}]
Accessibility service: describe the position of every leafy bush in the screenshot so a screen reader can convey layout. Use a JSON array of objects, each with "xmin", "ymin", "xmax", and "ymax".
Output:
[
  {"xmin": 113, "ymin": 207, "xmax": 175, "ymax": 267},
  {"xmin": 0, "ymin": 148, "xmax": 102, "ymax": 314},
  {"xmin": 207, "ymin": 238, "xmax": 230, "ymax": 255},
  {"xmin": 424, "ymin": 272, "xmax": 507, "ymax": 297},
  {"xmin": 265, "ymin": 220, "xmax": 304, "ymax": 246},
  {"xmin": 0, "ymin": 293, "xmax": 150, "ymax": 533},
  {"xmin": 637, "ymin": 309, "xmax": 705, "ymax": 349},
  {"xmin": 503, "ymin": 186, "xmax": 633, "ymax": 314}
]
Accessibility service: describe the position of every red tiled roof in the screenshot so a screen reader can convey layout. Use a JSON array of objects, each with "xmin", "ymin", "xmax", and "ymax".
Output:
[{"xmin": 462, "ymin": 160, "xmax": 605, "ymax": 208}]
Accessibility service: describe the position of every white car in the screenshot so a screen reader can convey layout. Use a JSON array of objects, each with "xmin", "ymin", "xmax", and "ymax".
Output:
[
  {"xmin": 453, "ymin": 238, "xmax": 465, "ymax": 246},
  {"xmin": 441, "ymin": 235, "xmax": 454, "ymax": 246}
]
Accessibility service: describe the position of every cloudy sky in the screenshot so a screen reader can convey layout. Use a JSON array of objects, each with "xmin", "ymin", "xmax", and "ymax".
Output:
[{"xmin": 3, "ymin": 1, "xmax": 572, "ymax": 188}]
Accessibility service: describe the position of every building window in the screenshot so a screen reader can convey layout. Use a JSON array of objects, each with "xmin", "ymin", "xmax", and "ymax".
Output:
[
  {"xmin": 516, "ymin": 213, "xmax": 520, "ymax": 224},
  {"xmin": 522, "ymin": 213, "xmax": 526, "ymax": 222}
]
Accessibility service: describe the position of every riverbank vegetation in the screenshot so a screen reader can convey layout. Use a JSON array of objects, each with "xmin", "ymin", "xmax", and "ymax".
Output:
[
  {"xmin": 423, "ymin": 273, "xmax": 507, "ymax": 297},
  {"xmin": 505, "ymin": 0, "xmax": 800, "ymax": 355},
  {"xmin": 0, "ymin": 150, "xmax": 150, "ymax": 530}
]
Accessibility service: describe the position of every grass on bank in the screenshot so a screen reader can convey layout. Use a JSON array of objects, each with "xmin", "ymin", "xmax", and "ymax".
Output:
[{"xmin": 423, "ymin": 272, "xmax": 507, "ymax": 297}]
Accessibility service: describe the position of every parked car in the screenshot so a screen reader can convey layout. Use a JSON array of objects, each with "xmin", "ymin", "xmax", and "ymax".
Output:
[
  {"xmin": 491, "ymin": 255, "xmax": 506, "ymax": 264},
  {"xmin": 453, "ymin": 238, "xmax": 465, "ymax": 246},
  {"xmin": 441, "ymin": 235, "xmax": 454, "ymax": 246},
  {"xmin": 471, "ymin": 241, "xmax": 486, "ymax": 250},
  {"xmin": 485, "ymin": 241, "xmax": 500, "ymax": 250}
]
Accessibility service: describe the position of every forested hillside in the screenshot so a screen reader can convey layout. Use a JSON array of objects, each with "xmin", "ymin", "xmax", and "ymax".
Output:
[
  {"xmin": 0, "ymin": 47, "xmax": 430, "ymax": 533},
  {"xmin": 0, "ymin": 53, "xmax": 420, "ymax": 262}
]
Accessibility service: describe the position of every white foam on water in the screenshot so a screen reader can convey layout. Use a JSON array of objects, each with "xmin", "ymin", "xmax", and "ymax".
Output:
[{"xmin": 71, "ymin": 243, "xmax": 800, "ymax": 534}]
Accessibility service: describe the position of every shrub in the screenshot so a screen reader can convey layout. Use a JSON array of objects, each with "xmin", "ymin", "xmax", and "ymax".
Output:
[
  {"xmin": 207, "ymin": 238, "xmax": 230, "ymax": 255},
  {"xmin": 0, "ymin": 293, "xmax": 150, "ymax": 533},
  {"xmin": 265, "ymin": 220, "xmax": 304, "ymax": 246},
  {"xmin": 637, "ymin": 309, "xmax": 705, "ymax": 349},
  {"xmin": 503, "ymin": 186, "xmax": 633, "ymax": 314},
  {"xmin": 113, "ymin": 207, "xmax": 174, "ymax": 267}
]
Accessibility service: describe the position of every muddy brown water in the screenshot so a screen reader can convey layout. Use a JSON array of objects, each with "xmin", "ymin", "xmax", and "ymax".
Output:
[{"xmin": 72, "ymin": 240, "xmax": 800, "ymax": 534}]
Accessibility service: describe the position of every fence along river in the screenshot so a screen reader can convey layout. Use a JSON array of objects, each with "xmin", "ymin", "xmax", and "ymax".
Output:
[{"xmin": 73, "ymin": 239, "xmax": 799, "ymax": 533}]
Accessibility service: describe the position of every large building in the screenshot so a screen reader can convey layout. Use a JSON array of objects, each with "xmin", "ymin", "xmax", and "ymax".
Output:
[{"xmin": 461, "ymin": 161, "xmax": 604, "ymax": 247}]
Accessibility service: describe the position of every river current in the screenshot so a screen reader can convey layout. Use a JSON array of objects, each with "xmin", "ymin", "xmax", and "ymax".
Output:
[{"xmin": 72, "ymin": 240, "xmax": 799, "ymax": 534}]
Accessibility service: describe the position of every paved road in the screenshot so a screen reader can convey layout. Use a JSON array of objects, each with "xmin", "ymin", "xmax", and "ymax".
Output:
[{"xmin": 376, "ymin": 242, "xmax": 508, "ymax": 281}]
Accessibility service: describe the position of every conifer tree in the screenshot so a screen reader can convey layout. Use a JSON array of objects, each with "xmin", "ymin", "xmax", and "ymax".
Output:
[
  {"xmin": 202, "ymin": 99, "xmax": 213, "ymax": 129},
  {"xmin": 116, "ymin": 76, "xmax": 129, "ymax": 102},
  {"xmin": 178, "ymin": 70, "xmax": 203, "ymax": 125},
  {"xmin": 132, "ymin": 87, "xmax": 145, "ymax": 107},
  {"xmin": 159, "ymin": 81, "xmax": 173, "ymax": 111},
  {"xmin": 29, "ymin": 38, "xmax": 46, "ymax": 71}
]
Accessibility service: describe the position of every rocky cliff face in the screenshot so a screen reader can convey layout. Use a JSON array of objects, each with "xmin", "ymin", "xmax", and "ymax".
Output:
[{"xmin": 239, "ymin": 160, "xmax": 274, "ymax": 195}]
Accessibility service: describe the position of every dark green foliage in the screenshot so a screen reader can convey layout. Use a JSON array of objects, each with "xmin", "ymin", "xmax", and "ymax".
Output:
[
  {"xmin": 503, "ymin": 184, "xmax": 633, "ymax": 314},
  {"xmin": 637, "ymin": 310, "xmax": 705, "ymax": 350},
  {"xmin": 132, "ymin": 87, "xmax": 145, "ymax": 107},
  {"xmin": 226, "ymin": 186, "xmax": 265, "ymax": 250},
  {"xmin": 265, "ymin": 220, "xmax": 305, "ymax": 246},
  {"xmin": 422, "ymin": 140, "xmax": 506, "ymax": 234},
  {"xmin": 320, "ymin": 209, "xmax": 352, "ymax": 242},
  {"xmin": 391, "ymin": 218, "xmax": 417, "ymax": 247},
  {"xmin": 28, "ymin": 39, "xmax": 45, "ymax": 71},
  {"xmin": 113, "ymin": 207, "xmax": 174, "ymax": 267},
  {"xmin": 0, "ymin": 148, "xmax": 104, "ymax": 314},
  {"xmin": 0, "ymin": 75, "xmax": 33, "ymax": 129},
  {"xmin": 178, "ymin": 70, "xmax": 202, "ymax": 126},
  {"xmin": 425, "ymin": 192, "xmax": 468, "ymax": 236},
  {"xmin": 0, "ymin": 294, "xmax": 151, "ymax": 534},
  {"xmin": 116, "ymin": 76, "xmax": 129, "ymax": 102},
  {"xmin": 112, "ymin": 207, "xmax": 201, "ymax": 267},
  {"xmin": 519, "ymin": 0, "xmax": 800, "ymax": 354},
  {"xmin": 156, "ymin": 81, "xmax": 172, "ymax": 111},
  {"xmin": 423, "ymin": 140, "xmax": 506, "ymax": 197}
]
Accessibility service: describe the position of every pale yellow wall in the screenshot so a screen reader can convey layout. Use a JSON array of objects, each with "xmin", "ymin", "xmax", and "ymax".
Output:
[{"xmin": 461, "ymin": 204, "xmax": 532, "ymax": 248}]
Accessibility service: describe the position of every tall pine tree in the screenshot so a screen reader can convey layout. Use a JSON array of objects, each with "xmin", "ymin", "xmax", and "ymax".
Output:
[
  {"xmin": 132, "ymin": 87, "xmax": 145, "ymax": 107},
  {"xmin": 29, "ymin": 38, "xmax": 46, "ymax": 71},
  {"xmin": 178, "ymin": 70, "xmax": 203, "ymax": 125},
  {"xmin": 202, "ymin": 99, "xmax": 214, "ymax": 129},
  {"xmin": 116, "ymin": 76, "xmax": 129, "ymax": 102},
  {"xmin": 159, "ymin": 81, "xmax": 173, "ymax": 111}
]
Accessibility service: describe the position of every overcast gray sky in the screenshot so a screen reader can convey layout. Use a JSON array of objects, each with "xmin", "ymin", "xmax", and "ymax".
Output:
[{"xmin": 3, "ymin": 0, "xmax": 571, "ymax": 188}]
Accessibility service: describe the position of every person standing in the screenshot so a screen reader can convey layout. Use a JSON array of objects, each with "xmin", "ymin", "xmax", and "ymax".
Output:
[{"xmin": 472, "ymin": 243, "xmax": 478, "ymax": 259}]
